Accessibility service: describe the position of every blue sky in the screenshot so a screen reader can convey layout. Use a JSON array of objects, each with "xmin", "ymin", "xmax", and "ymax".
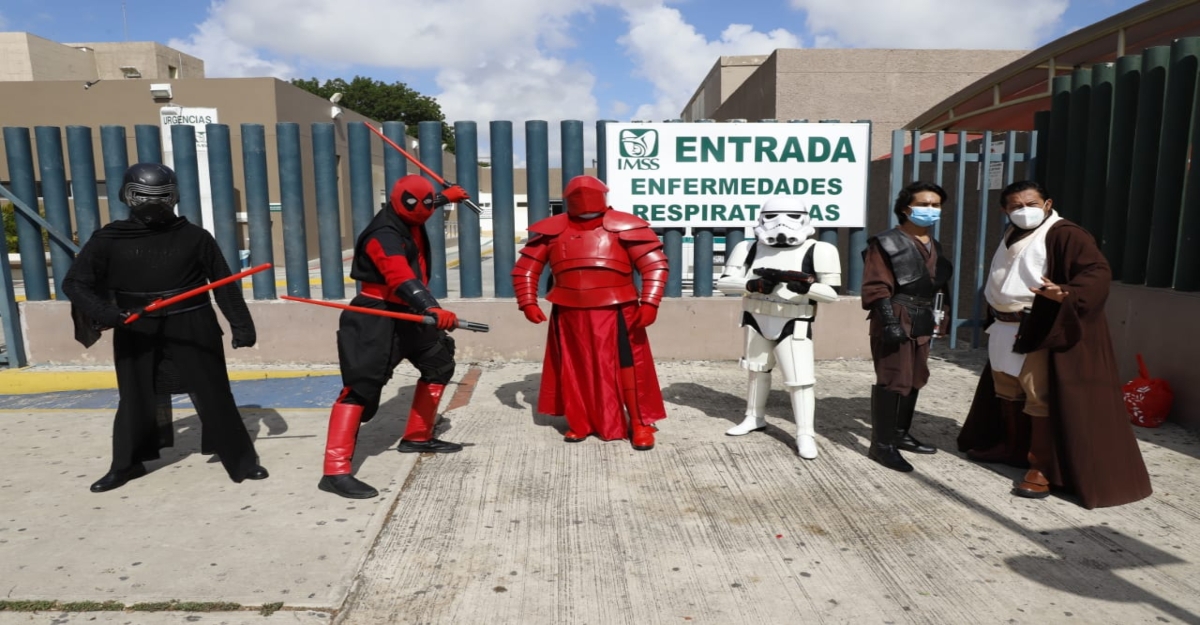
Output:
[{"xmin": 2, "ymin": 0, "xmax": 1146, "ymax": 126}]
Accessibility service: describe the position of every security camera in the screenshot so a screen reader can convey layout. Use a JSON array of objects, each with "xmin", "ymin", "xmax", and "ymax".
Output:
[
  {"xmin": 83, "ymin": 79, "xmax": 102, "ymax": 90},
  {"xmin": 329, "ymin": 92, "xmax": 343, "ymax": 104}
]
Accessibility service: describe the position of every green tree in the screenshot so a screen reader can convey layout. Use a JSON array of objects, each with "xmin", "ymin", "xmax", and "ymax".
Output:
[{"xmin": 291, "ymin": 76, "xmax": 456, "ymax": 153}]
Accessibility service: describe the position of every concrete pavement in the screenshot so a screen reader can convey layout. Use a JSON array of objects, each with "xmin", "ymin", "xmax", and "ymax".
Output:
[{"xmin": 1, "ymin": 351, "xmax": 1200, "ymax": 624}]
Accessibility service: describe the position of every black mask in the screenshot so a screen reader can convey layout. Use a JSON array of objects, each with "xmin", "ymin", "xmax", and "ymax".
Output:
[{"xmin": 130, "ymin": 203, "xmax": 177, "ymax": 226}]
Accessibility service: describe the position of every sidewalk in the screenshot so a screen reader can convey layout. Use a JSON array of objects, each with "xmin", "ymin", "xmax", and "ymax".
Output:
[{"xmin": 1, "ymin": 353, "xmax": 1199, "ymax": 624}]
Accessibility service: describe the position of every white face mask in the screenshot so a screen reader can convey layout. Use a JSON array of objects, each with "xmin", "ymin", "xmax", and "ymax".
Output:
[{"xmin": 1010, "ymin": 206, "xmax": 1047, "ymax": 230}]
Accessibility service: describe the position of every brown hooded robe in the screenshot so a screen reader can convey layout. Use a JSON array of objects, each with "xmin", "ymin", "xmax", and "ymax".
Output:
[{"xmin": 957, "ymin": 219, "xmax": 1152, "ymax": 509}]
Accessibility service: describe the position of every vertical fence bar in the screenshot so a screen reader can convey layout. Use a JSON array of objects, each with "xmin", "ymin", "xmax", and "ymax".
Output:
[
  {"xmin": 383, "ymin": 121, "xmax": 408, "ymax": 191},
  {"xmin": 1176, "ymin": 63, "xmax": 1200, "ymax": 291},
  {"xmin": 241, "ymin": 124, "xmax": 276, "ymax": 299},
  {"xmin": 932, "ymin": 131, "xmax": 946, "ymax": 240},
  {"xmin": 596, "ymin": 120, "xmax": 613, "ymax": 184},
  {"xmin": 1060, "ymin": 67, "xmax": 1092, "ymax": 222},
  {"xmin": 276, "ymin": 122, "xmax": 310, "ymax": 298},
  {"xmin": 950, "ymin": 131, "xmax": 969, "ymax": 349},
  {"xmin": 100, "ymin": 125, "xmax": 131, "ymax": 222},
  {"xmin": 454, "ymin": 121, "xmax": 482, "ymax": 298},
  {"xmin": 3, "ymin": 127, "xmax": 50, "ymax": 301},
  {"xmin": 491, "ymin": 121, "xmax": 516, "ymax": 298},
  {"xmin": 909, "ymin": 128, "xmax": 921, "ymax": 183},
  {"xmin": 694, "ymin": 229, "xmax": 714, "ymax": 296},
  {"xmin": 0, "ymin": 241, "xmax": 24, "ymax": 366},
  {"xmin": 664, "ymin": 228, "xmax": 684, "ymax": 297},
  {"xmin": 1080, "ymin": 63, "xmax": 1116, "ymax": 239},
  {"xmin": 889, "ymin": 130, "xmax": 905, "ymax": 228},
  {"xmin": 725, "ymin": 229, "xmax": 746, "ymax": 260},
  {"xmin": 1031, "ymin": 111, "xmax": 1051, "ymax": 185},
  {"xmin": 1122, "ymin": 45, "xmax": 1171, "ymax": 284},
  {"xmin": 1102, "ymin": 54, "xmax": 1143, "ymax": 278},
  {"xmin": 1147, "ymin": 37, "xmax": 1200, "ymax": 287},
  {"xmin": 847, "ymin": 120, "xmax": 872, "ymax": 295},
  {"xmin": 66, "ymin": 126, "xmax": 101, "ymax": 245},
  {"xmin": 312, "ymin": 123, "xmax": 345, "ymax": 300},
  {"xmin": 171, "ymin": 125, "xmax": 203, "ymax": 226},
  {"xmin": 526, "ymin": 121, "xmax": 551, "ymax": 296},
  {"xmin": 561, "ymin": 120, "xmax": 585, "ymax": 195},
  {"xmin": 418, "ymin": 121, "xmax": 447, "ymax": 298},
  {"xmin": 206, "ymin": 124, "xmax": 240, "ymax": 273},
  {"xmin": 33, "ymin": 126, "xmax": 73, "ymax": 298},
  {"xmin": 1044, "ymin": 75, "xmax": 1072, "ymax": 197},
  {"xmin": 348, "ymin": 122, "xmax": 375, "ymax": 241},
  {"xmin": 134, "ymin": 124, "xmax": 162, "ymax": 164},
  {"xmin": 972, "ymin": 131, "xmax": 994, "ymax": 348}
]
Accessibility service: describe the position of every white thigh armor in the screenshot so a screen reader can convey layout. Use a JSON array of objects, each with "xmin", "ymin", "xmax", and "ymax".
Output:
[{"xmin": 740, "ymin": 325, "xmax": 815, "ymax": 387}]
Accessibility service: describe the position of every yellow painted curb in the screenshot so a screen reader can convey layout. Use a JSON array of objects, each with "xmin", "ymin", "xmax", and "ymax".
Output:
[{"xmin": 0, "ymin": 368, "xmax": 335, "ymax": 395}]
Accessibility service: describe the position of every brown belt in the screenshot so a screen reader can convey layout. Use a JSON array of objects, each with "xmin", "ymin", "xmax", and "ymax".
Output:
[{"xmin": 991, "ymin": 308, "xmax": 1025, "ymax": 323}]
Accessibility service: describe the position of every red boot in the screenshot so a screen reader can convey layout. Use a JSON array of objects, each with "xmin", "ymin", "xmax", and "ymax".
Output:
[
  {"xmin": 398, "ymin": 381, "xmax": 463, "ymax": 453},
  {"xmin": 317, "ymin": 394, "xmax": 378, "ymax": 499},
  {"xmin": 620, "ymin": 367, "xmax": 655, "ymax": 451}
]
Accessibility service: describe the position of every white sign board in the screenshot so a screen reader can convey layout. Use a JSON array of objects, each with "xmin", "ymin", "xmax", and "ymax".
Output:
[
  {"xmin": 604, "ymin": 122, "xmax": 871, "ymax": 228},
  {"xmin": 160, "ymin": 106, "xmax": 218, "ymax": 234},
  {"xmin": 978, "ymin": 139, "xmax": 1006, "ymax": 191}
]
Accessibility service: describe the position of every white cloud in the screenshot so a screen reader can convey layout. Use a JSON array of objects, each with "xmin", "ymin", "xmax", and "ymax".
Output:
[
  {"xmin": 167, "ymin": 20, "xmax": 294, "ymax": 79},
  {"xmin": 617, "ymin": 4, "xmax": 802, "ymax": 121},
  {"xmin": 790, "ymin": 0, "xmax": 1069, "ymax": 49}
]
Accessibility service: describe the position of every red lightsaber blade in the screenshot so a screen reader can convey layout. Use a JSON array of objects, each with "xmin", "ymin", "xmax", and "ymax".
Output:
[{"xmin": 123, "ymin": 263, "xmax": 273, "ymax": 324}]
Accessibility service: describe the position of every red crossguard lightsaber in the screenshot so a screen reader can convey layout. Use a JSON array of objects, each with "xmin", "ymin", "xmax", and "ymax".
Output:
[
  {"xmin": 280, "ymin": 295, "xmax": 490, "ymax": 333},
  {"xmin": 123, "ymin": 263, "xmax": 273, "ymax": 324},
  {"xmin": 362, "ymin": 121, "xmax": 484, "ymax": 216}
]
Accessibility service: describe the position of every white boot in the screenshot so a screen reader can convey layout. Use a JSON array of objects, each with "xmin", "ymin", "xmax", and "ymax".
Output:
[
  {"xmin": 790, "ymin": 384, "xmax": 818, "ymax": 459},
  {"xmin": 726, "ymin": 371, "xmax": 771, "ymax": 436}
]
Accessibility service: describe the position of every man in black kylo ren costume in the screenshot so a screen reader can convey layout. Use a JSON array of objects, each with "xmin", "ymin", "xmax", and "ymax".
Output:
[{"xmin": 62, "ymin": 163, "xmax": 268, "ymax": 493}]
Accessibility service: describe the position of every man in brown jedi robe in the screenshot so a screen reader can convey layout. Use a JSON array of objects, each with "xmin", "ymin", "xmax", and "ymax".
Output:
[
  {"xmin": 860, "ymin": 181, "xmax": 953, "ymax": 473},
  {"xmin": 958, "ymin": 180, "xmax": 1152, "ymax": 509}
]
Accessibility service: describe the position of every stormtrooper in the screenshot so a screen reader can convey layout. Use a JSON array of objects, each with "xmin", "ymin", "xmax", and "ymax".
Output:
[{"xmin": 716, "ymin": 196, "xmax": 841, "ymax": 459}]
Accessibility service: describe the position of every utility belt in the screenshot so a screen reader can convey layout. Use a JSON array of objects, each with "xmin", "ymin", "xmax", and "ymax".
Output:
[
  {"xmin": 892, "ymin": 293, "xmax": 936, "ymax": 338},
  {"xmin": 113, "ymin": 284, "xmax": 208, "ymax": 317},
  {"xmin": 359, "ymin": 282, "xmax": 417, "ymax": 311},
  {"xmin": 990, "ymin": 307, "xmax": 1026, "ymax": 323}
]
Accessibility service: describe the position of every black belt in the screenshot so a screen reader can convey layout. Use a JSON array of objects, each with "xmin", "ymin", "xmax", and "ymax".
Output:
[
  {"xmin": 114, "ymin": 284, "xmax": 209, "ymax": 317},
  {"xmin": 991, "ymin": 307, "xmax": 1025, "ymax": 323},
  {"xmin": 893, "ymin": 293, "xmax": 933, "ymax": 308}
]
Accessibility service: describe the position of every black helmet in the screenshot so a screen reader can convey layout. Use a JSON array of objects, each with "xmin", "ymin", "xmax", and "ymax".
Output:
[{"xmin": 120, "ymin": 162, "xmax": 179, "ymax": 209}]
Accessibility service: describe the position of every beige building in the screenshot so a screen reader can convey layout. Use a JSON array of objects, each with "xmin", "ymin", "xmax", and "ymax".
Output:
[
  {"xmin": 681, "ymin": 49, "xmax": 1027, "ymax": 158},
  {"xmin": 0, "ymin": 32, "xmax": 204, "ymax": 82}
]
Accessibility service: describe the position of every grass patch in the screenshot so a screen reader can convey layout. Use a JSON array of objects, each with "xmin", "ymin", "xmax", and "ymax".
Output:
[
  {"xmin": 0, "ymin": 600, "xmax": 58, "ymax": 611},
  {"xmin": 259, "ymin": 601, "xmax": 284, "ymax": 616},
  {"xmin": 128, "ymin": 600, "xmax": 242, "ymax": 612},
  {"xmin": 61, "ymin": 600, "xmax": 125, "ymax": 611}
]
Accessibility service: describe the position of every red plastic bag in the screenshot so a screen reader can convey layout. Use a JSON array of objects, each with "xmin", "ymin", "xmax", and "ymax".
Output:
[{"xmin": 1123, "ymin": 354, "xmax": 1173, "ymax": 428}]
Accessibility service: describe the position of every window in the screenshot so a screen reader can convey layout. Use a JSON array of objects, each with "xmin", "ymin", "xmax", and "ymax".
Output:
[{"xmin": 169, "ymin": 65, "xmax": 179, "ymax": 79}]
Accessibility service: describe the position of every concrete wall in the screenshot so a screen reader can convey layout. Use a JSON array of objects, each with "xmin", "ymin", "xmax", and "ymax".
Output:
[
  {"xmin": 18, "ymin": 296, "xmax": 872, "ymax": 366},
  {"xmin": 1107, "ymin": 283, "xmax": 1200, "ymax": 431},
  {"xmin": 25, "ymin": 34, "xmax": 99, "ymax": 82},
  {"xmin": 0, "ymin": 33, "xmax": 37, "ymax": 81}
]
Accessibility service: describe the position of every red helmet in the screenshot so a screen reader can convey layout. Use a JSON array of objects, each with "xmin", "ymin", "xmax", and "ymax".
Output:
[
  {"xmin": 564, "ymin": 175, "xmax": 610, "ymax": 218},
  {"xmin": 389, "ymin": 175, "xmax": 438, "ymax": 226}
]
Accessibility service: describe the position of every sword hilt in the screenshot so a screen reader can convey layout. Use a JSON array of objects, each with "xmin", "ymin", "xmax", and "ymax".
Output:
[{"xmin": 421, "ymin": 316, "xmax": 490, "ymax": 333}]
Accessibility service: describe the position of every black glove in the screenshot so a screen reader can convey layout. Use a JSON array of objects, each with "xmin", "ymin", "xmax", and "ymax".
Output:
[
  {"xmin": 94, "ymin": 307, "xmax": 129, "ymax": 328},
  {"xmin": 231, "ymin": 329, "xmax": 256, "ymax": 349},
  {"xmin": 786, "ymin": 280, "xmax": 812, "ymax": 294},
  {"xmin": 875, "ymin": 298, "xmax": 908, "ymax": 345},
  {"xmin": 745, "ymin": 278, "xmax": 778, "ymax": 294}
]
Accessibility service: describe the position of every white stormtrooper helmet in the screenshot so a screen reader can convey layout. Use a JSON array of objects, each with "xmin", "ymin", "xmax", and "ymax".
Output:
[{"xmin": 753, "ymin": 196, "xmax": 815, "ymax": 247}]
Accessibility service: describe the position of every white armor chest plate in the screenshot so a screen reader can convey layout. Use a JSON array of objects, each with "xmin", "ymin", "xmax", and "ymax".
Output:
[{"xmin": 744, "ymin": 240, "xmax": 816, "ymax": 334}]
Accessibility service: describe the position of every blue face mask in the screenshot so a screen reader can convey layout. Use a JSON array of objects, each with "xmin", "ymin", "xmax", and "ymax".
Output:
[{"xmin": 908, "ymin": 206, "xmax": 941, "ymax": 227}]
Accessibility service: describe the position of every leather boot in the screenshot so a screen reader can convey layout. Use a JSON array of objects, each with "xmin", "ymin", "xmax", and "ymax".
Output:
[
  {"xmin": 967, "ymin": 399, "xmax": 1030, "ymax": 467},
  {"xmin": 791, "ymin": 384, "xmax": 818, "ymax": 459},
  {"xmin": 621, "ymin": 367, "xmax": 656, "ymax": 450},
  {"xmin": 895, "ymin": 389, "xmax": 936, "ymax": 454},
  {"xmin": 398, "ymin": 381, "xmax": 463, "ymax": 453},
  {"xmin": 868, "ymin": 385, "xmax": 913, "ymax": 472},
  {"xmin": 319, "ymin": 398, "xmax": 378, "ymax": 499},
  {"xmin": 1013, "ymin": 415, "xmax": 1054, "ymax": 499},
  {"xmin": 90, "ymin": 463, "xmax": 147, "ymax": 493},
  {"xmin": 726, "ymin": 371, "xmax": 770, "ymax": 436}
]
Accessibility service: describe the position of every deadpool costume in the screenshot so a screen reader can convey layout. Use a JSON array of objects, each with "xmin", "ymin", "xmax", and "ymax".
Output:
[
  {"xmin": 318, "ymin": 175, "xmax": 470, "ymax": 499},
  {"xmin": 511, "ymin": 175, "xmax": 669, "ymax": 449}
]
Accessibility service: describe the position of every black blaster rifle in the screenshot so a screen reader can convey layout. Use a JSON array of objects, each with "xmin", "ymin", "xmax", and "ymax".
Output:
[{"xmin": 752, "ymin": 267, "xmax": 815, "ymax": 285}]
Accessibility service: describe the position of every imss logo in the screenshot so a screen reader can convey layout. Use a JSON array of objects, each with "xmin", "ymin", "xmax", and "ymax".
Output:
[{"xmin": 618, "ymin": 129, "xmax": 660, "ymax": 170}]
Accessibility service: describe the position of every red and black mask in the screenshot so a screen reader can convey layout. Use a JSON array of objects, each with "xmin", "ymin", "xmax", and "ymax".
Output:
[
  {"xmin": 389, "ymin": 175, "xmax": 438, "ymax": 226},
  {"xmin": 564, "ymin": 175, "xmax": 610, "ymax": 219}
]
